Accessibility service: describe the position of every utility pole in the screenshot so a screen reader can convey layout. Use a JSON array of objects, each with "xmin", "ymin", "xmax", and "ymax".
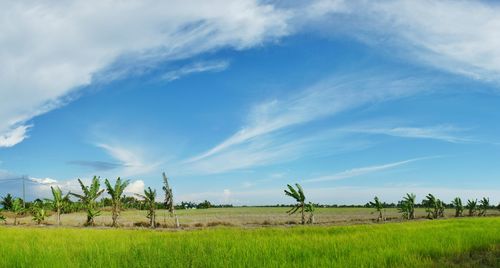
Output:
[{"xmin": 22, "ymin": 175, "xmax": 26, "ymax": 208}]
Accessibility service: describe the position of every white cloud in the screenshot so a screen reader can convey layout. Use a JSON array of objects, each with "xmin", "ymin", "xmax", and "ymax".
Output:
[
  {"xmin": 96, "ymin": 143, "xmax": 162, "ymax": 177},
  {"xmin": 30, "ymin": 177, "xmax": 58, "ymax": 185},
  {"xmin": 0, "ymin": 0, "xmax": 290, "ymax": 146},
  {"xmin": 303, "ymin": 157, "xmax": 434, "ymax": 183},
  {"xmin": 343, "ymin": 124, "xmax": 473, "ymax": 143},
  {"xmin": 162, "ymin": 60, "xmax": 230, "ymax": 81},
  {"xmin": 184, "ymin": 74, "xmax": 429, "ymax": 173},
  {"xmin": 125, "ymin": 180, "xmax": 145, "ymax": 195},
  {"xmin": 0, "ymin": 125, "xmax": 31, "ymax": 148},
  {"xmin": 304, "ymin": 0, "xmax": 500, "ymax": 82}
]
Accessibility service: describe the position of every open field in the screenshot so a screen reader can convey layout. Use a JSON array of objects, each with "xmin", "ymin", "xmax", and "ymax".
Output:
[
  {"xmin": 1, "ymin": 217, "xmax": 499, "ymax": 267},
  {"xmin": 4, "ymin": 207, "xmax": 500, "ymax": 227}
]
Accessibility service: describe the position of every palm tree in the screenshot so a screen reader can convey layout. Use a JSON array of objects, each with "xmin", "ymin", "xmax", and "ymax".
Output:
[
  {"xmin": 479, "ymin": 197, "xmax": 490, "ymax": 216},
  {"xmin": 136, "ymin": 187, "xmax": 157, "ymax": 228},
  {"xmin": 399, "ymin": 193, "xmax": 416, "ymax": 220},
  {"xmin": 105, "ymin": 177, "xmax": 130, "ymax": 227},
  {"xmin": 162, "ymin": 172, "xmax": 179, "ymax": 228},
  {"xmin": 370, "ymin": 196, "xmax": 384, "ymax": 222},
  {"xmin": 11, "ymin": 198, "xmax": 24, "ymax": 225},
  {"xmin": 451, "ymin": 197, "xmax": 464, "ymax": 217},
  {"xmin": 70, "ymin": 176, "xmax": 105, "ymax": 226},
  {"xmin": 284, "ymin": 183, "xmax": 307, "ymax": 224},
  {"xmin": 31, "ymin": 200, "xmax": 47, "ymax": 225},
  {"xmin": 466, "ymin": 199, "xmax": 478, "ymax": 216},
  {"xmin": 47, "ymin": 186, "xmax": 69, "ymax": 226},
  {"xmin": 1, "ymin": 194, "xmax": 13, "ymax": 210}
]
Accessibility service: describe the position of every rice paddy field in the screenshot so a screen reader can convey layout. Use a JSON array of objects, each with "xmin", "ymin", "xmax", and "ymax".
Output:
[
  {"xmin": 1, "ymin": 217, "xmax": 499, "ymax": 267},
  {"xmin": 4, "ymin": 206, "xmax": 500, "ymax": 227}
]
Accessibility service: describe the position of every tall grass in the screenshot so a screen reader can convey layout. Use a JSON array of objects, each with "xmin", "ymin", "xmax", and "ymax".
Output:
[{"xmin": 1, "ymin": 217, "xmax": 499, "ymax": 267}]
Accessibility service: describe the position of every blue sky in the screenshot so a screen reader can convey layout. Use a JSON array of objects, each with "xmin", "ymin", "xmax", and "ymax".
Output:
[{"xmin": 1, "ymin": 0, "xmax": 500, "ymax": 205}]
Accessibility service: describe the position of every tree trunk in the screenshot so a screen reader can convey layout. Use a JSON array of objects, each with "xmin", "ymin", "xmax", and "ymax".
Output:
[
  {"xmin": 57, "ymin": 207, "xmax": 61, "ymax": 226},
  {"xmin": 301, "ymin": 203, "xmax": 305, "ymax": 225},
  {"xmin": 112, "ymin": 204, "xmax": 118, "ymax": 227},
  {"xmin": 174, "ymin": 214, "xmax": 180, "ymax": 228}
]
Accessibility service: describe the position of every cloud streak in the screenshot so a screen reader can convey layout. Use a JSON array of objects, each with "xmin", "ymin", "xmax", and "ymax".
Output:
[
  {"xmin": 303, "ymin": 157, "xmax": 435, "ymax": 183},
  {"xmin": 162, "ymin": 60, "xmax": 229, "ymax": 81},
  {"xmin": 343, "ymin": 124, "xmax": 473, "ymax": 143},
  {"xmin": 183, "ymin": 74, "xmax": 431, "ymax": 173}
]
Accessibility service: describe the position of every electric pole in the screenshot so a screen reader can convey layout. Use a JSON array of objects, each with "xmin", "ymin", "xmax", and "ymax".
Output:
[{"xmin": 22, "ymin": 175, "xmax": 26, "ymax": 208}]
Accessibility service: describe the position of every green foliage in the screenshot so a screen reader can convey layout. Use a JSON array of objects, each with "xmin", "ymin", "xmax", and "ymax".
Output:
[
  {"xmin": 1, "ymin": 218, "xmax": 500, "ymax": 267},
  {"xmin": 197, "ymin": 200, "xmax": 212, "ymax": 209},
  {"xmin": 369, "ymin": 196, "xmax": 384, "ymax": 222},
  {"xmin": 466, "ymin": 199, "xmax": 478, "ymax": 216},
  {"xmin": 162, "ymin": 173, "xmax": 180, "ymax": 228},
  {"xmin": 398, "ymin": 193, "xmax": 416, "ymax": 220},
  {"xmin": 284, "ymin": 183, "xmax": 313, "ymax": 224},
  {"xmin": 11, "ymin": 198, "xmax": 24, "ymax": 225},
  {"xmin": 0, "ymin": 209, "xmax": 5, "ymax": 222},
  {"xmin": 136, "ymin": 187, "xmax": 157, "ymax": 228},
  {"xmin": 0, "ymin": 193, "xmax": 14, "ymax": 210},
  {"xmin": 162, "ymin": 173, "xmax": 174, "ymax": 214},
  {"xmin": 70, "ymin": 176, "xmax": 105, "ymax": 226},
  {"xmin": 31, "ymin": 200, "xmax": 47, "ymax": 225},
  {"xmin": 451, "ymin": 197, "xmax": 464, "ymax": 217},
  {"xmin": 105, "ymin": 177, "xmax": 130, "ymax": 227},
  {"xmin": 46, "ymin": 186, "xmax": 70, "ymax": 226},
  {"xmin": 478, "ymin": 197, "xmax": 490, "ymax": 216},
  {"xmin": 422, "ymin": 194, "xmax": 445, "ymax": 219}
]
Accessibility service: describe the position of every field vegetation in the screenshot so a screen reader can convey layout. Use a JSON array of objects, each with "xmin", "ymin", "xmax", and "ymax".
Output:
[{"xmin": 0, "ymin": 217, "xmax": 499, "ymax": 267}]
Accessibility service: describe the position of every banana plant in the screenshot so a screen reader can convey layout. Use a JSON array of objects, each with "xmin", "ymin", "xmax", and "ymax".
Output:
[
  {"xmin": 399, "ymin": 193, "xmax": 416, "ymax": 220},
  {"xmin": 105, "ymin": 177, "xmax": 130, "ymax": 227},
  {"xmin": 284, "ymin": 183, "xmax": 307, "ymax": 224},
  {"xmin": 451, "ymin": 197, "xmax": 464, "ymax": 217},
  {"xmin": 479, "ymin": 197, "xmax": 490, "ymax": 216},
  {"xmin": 162, "ymin": 172, "xmax": 179, "ymax": 228},
  {"xmin": 370, "ymin": 196, "xmax": 384, "ymax": 222},
  {"xmin": 466, "ymin": 199, "xmax": 478, "ymax": 216},
  {"xmin": 70, "ymin": 176, "xmax": 105, "ymax": 226},
  {"xmin": 305, "ymin": 202, "xmax": 315, "ymax": 224},
  {"xmin": 31, "ymin": 200, "xmax": 47, "ymax": 225},
  {"xmin": 46, "ymin": 186, "xmax": 70, "ymax": 226},
  {"xmin": 423, "ymin": 194, "xmax": 443, "ymax": 219},
  {"xmin": 136, "ymin": 187, "xmax": 157, "ymax": 228},
  {"xmin": 11, "ymin": 198, "xmax": 24, "ymax": 225}
]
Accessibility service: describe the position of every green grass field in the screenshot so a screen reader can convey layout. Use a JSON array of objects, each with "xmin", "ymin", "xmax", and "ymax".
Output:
[{"xmin": 1, "ymin": 217, "xmax": 499, "ymax": 267}]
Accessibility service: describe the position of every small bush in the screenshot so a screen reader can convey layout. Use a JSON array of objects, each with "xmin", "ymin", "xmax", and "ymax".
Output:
[{"xmin": 206, "ymin": 221, "xmax": 233, "ymax": 227}]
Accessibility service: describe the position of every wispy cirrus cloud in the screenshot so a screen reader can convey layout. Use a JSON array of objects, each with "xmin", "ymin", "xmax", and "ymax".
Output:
[
  {"xmin": 303, "ymin": 157, "xmax": 436, "ymax": 183},
  {"xmin": 162, "ymin": 60, "xmax": 230, "ymax": 81},
  {"xmin": 187, "ymin": 74, "xmax": 428, "ymax": 163},
  {"xmin": 304, "ymin": 0, "xmax": 500, "ymax": 82},
  {"xmin": 342, "ymin": 124, "xmax": 474, "ymax": 143},
  {"xmin": 183, "ymin": 74, "xmax": 431, "ymax": 174}
]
